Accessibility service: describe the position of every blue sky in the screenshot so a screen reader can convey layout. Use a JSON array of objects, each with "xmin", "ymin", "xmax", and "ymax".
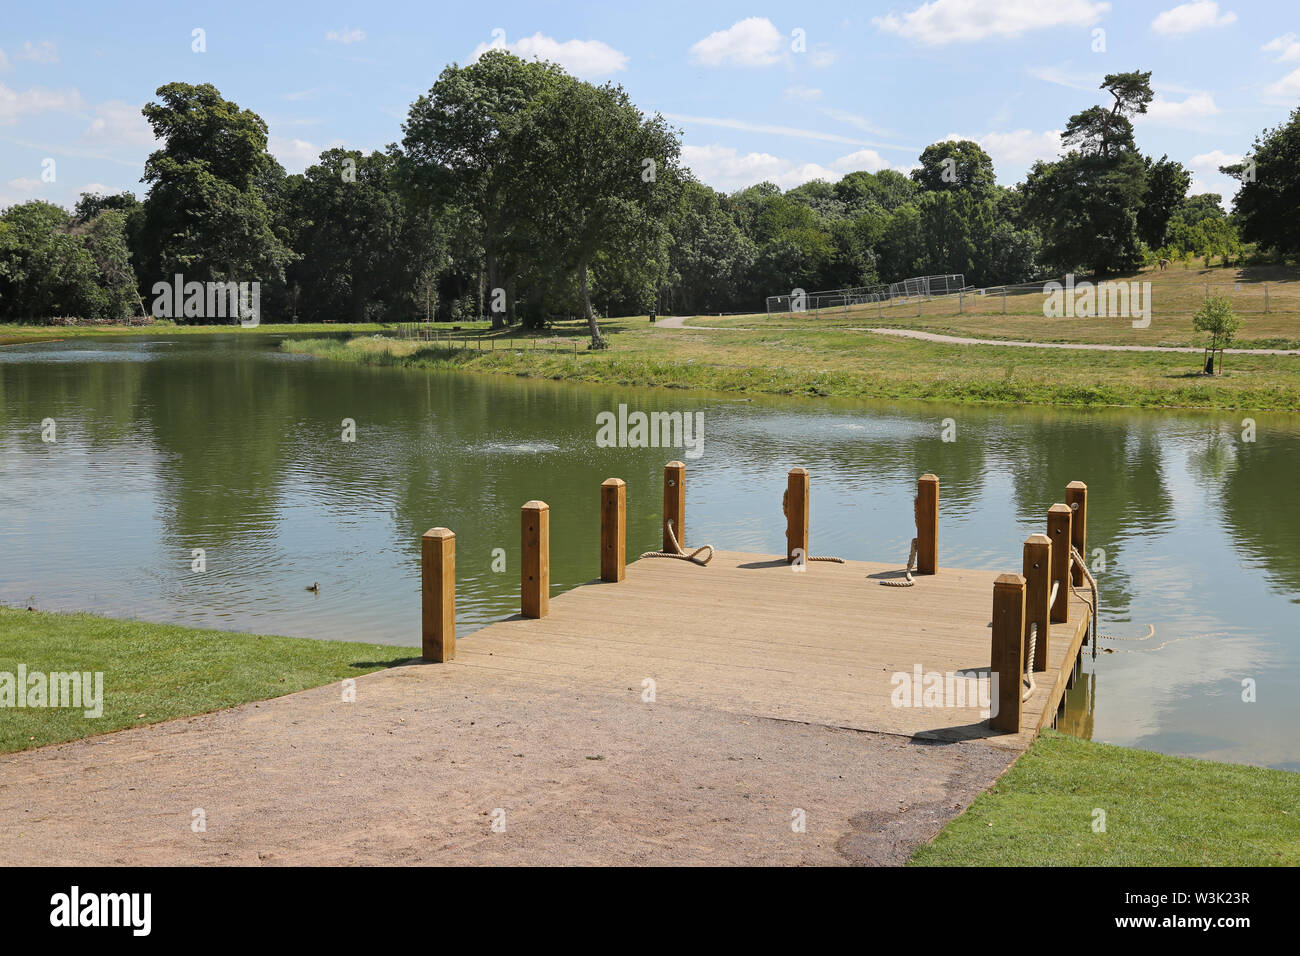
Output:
[{"xmin": 2, "ymin": 0, "xmax": 1297, "ymax": 210}]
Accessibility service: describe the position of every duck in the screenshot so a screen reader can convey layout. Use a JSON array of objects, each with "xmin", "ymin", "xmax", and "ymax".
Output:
[{"xmin": 305, "ymin": 582, "xmax": 319, "ymax": 593}]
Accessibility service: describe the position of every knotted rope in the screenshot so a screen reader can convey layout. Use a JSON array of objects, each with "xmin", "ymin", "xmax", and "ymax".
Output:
[
  {"xmin": 782, "ymin": 489, "xmax": 844, "ymax": 563},
  {"xmin": 880, "ymin": 494, "xmax": 920, "ymax": 587},
  {"xmin": 640, "ymin": 518, "xmax": 714, "ymax": 566}
]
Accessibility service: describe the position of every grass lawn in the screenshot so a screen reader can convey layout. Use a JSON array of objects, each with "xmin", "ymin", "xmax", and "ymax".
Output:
[
  {"xmin": 283, "ymin": 318, "xmax": 1300, "ymax": 411},
  {"xmin": 0, "ymin": 606, "xmax": 415, "ymax": 754},
  {"xmin": 910, "ymin": 731, "xmax": 1300, "ymax": 866}
]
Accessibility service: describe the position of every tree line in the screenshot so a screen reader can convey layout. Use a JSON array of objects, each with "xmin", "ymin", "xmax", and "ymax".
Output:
[{"xmin": 2, "ymin": 57, "xmax": 1296, "ymax": 328}]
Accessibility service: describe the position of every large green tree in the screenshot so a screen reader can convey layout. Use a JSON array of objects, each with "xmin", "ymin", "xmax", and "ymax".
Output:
[
  {"xmin": 136, "ymin": 83, "xmax": 294, "ymax": 319},
  {"xmin": 1221, "ymin": 106, "xmax": 1300, "ymax": 259}
]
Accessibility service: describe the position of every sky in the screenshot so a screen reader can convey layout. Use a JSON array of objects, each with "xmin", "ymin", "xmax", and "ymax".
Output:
[{"xmin": 2, "ymin": 0, "xmax": 1298, "ymax": 211}]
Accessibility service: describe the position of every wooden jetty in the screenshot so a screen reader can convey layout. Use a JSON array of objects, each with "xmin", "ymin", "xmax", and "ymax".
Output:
[{"xmin": 422, "ymin": 464, "xmax": 1094, "ymax": 752}]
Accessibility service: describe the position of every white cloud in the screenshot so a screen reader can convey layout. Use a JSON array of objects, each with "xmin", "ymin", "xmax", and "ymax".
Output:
[
  {"xmin": 874, "ymin": 0, "xmax": 1109, "ymax": 45},
  {"xmin": 7, "ymin": 177, "xmax": 45, "ymax": 193},
  {"xmin": 80, "ymin": 182, "xmax": 114, "ymax": 196},
  {"xmin": 947, "ymin": 129, "xmax": 1063, "ymax": 170},
  {"xmin": 84, "ymin": 100, "xmax": 158, "ymax": 149},
  {"xmin": 326, "ymin": 28, "xmax": 366, "ymax": 45},
  {"xmin": 1188, "ymin": 150, "xmax": 1244, "ymax": 205},
  {"xmin": 663, "ymin": 112, "xmax": 911, "ymax": 151},
  {"xmin": 0, "ymin": 49, "xmax": 10, "ymax": 71},
  {"xmin": 1151, "ymin": 2, "xmax": 1236, "ymax": 35},
  {"xmin": 1143, "ymin": 93, "xmax": 1219, "ymax": 123},
  {"xmin": 470, "ymin": 32, "xmax": 628, "ymax": 77},
  {"xmin": 1265, "ymin": 67, "xmax": 1300, "ymax": 98},
  {"xmin": 1263, "ymin": 33, "xmax": 1300, "ymax": 62},
  {"xmin": 268, "ymin": 135, "xmax": 349, "ymax": 173},
  {"xmin": 818, "ymin": 107, "xmax": 891, "ymax": 137},
  {"xmin": 683, "ymin": 143, "xmax": 910, "ymax": 192},
  {"xmin": 810, "ymin": 45, "xmax": 837, "ymax": 68},
  {"xmin": 784, "ymin": 86, "xmax": 823, "ymax": 102},
  {"xmin": 0, "ymin": 82, "xmax": 84, "ymax": 124},
  {"xmin": 690, "ymin": 17, "xmax": 785, "ymax": 67},
  {"xmin": 1028, "ymin": 66, "xmax": 1100, "ymax": 91},
  {"xmin": 17, "ymin": 40, "xmax": 59, "ymax": 64}
]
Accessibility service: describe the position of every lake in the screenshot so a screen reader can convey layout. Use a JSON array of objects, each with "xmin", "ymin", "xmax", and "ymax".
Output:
[{"xmin": 2, "ymin": 334, "xmax": 1297, "ymax": 770}]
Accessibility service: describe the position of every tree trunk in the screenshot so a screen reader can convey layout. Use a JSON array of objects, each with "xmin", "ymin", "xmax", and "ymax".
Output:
[{"xmin": 579, "ymin": 256, "xmax": 601, "ymax": 343}]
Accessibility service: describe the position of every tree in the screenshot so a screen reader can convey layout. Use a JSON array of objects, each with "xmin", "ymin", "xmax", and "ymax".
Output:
[
  {"xmin": 1024, "ymin": 70, "xmax": 1158, "ymax": 274},
  {"xmin": 1192, "ymin": 295, "xmax": 1241, "ymax": 373},
  {"xmin": 911, "ymin": 140, "xmax": 996, "ymax": 196},
  {"xmin": 0, "ymin": 201, "xmax": 106, "ymax": 320},
  {"xmin": 1222, "ymin": 107, "xmax": 1300, "ymax": 259},
  {"xmin": 286, "ymin": 149, "xmax": 436, "ymax": 322},
  {"xmin": 514, "ymin": 72, "xmax": 681, "ymax": 342},
  {"xmin": 137, "ymin": 83, "xmax": 294, "ymax": 318},
  {"xmin": 81, "ymin": 209, "xmax": 144, "ymax": 318},
  {"xmin": 1136, "ymin": 155, "xmax": 1191, "ymax": 249},
  {"xmin": 402, "ymin": 52, "xmax": 568, "ymax": 328}
]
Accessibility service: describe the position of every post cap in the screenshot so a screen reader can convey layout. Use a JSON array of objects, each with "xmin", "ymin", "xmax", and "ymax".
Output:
[
  {"xmin": 665, "ymin": 460, "xmax": 685, "ymax": 470},
  {"xmin": 521, "ymin": 500, "xmax": 550, "ymax": 511},
  {"xmin": 1066, "ymin": 480, "xmax": 1087, "ymax": 490},
  {"xmin": 789, "ymin": 467, "xmax": 809, "ymax": 476},
  {"xmin": 1048, "ymin": 503, "xmax": 1072, "ymax": 515},
  {"xmin": 1024, "ymin": 533, "xmax": 1051, "ymax": 545},
  {"xmin": 994, "ymin": 572, "xmax": 1026, "ymax": 589},
  {"xmin": 601, "ymin": 477, "xmax": 626, "ymax": 487},
  {"xmin": 423, "ymin": 527, "xmax": 455, "ymax": 539},
  {"xmin": 919, "ymin": 473, "xmax": 939, "ymax": 483}
]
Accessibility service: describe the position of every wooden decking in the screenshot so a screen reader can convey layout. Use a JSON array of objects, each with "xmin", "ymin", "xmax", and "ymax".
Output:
[{"xmin": 452, "ymin": 550, "xmax": 1091, "ymax": 751}]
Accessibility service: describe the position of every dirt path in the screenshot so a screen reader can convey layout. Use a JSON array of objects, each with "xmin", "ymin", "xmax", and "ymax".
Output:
[
  {"xmin": 0, "ymin": 656, "xmax": 1009, "ymax": 866},
  {"xmin": 855, "ymin": 327, "xmax": 1300, "ymax": 355},
  {"xmin": 654, "ymin": 316, "xmax": 1300, "ymax": 354}
]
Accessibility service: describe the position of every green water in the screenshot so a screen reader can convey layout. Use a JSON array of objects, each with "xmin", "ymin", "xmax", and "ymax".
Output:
[{"xmin": 2, "ymin": 335, "xmax": 1297, "ymax": 770}]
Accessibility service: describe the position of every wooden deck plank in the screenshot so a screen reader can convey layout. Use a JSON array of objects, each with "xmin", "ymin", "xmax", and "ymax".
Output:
[{"xmin": 455, "ymin": 550, "xmax": 1090, "ymax": 751}]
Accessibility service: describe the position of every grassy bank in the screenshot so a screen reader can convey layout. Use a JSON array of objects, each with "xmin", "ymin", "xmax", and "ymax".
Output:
[
  {"xmin": 283, "ymin": 323, "xmax": 1300, "ymax": 411},
  {"xmin": 911, "ymin": 731, "xmax": 1300, "ymax": 866},
  {"xmin": 0, "ymin": 606, "xmax": 413, "ymax": 754}
]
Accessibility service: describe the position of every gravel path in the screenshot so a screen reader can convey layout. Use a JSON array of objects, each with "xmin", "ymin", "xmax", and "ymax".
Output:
[{"xmin": 0, "ymin": 660, "xmax": 1011, "ymax": 866}]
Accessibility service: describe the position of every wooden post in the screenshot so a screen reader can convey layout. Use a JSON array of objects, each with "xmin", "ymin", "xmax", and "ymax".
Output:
[
  {"xmin": 600, "ymin": 478, "xmax": 626, "ymax": 583},
  {"xmin": 421, "ymin": 528, "xmax": 455, "ymax": 662},
  {"xmin": 785, "ymin": 468, "xmax": 809, "ymax": 563},
  {"xmin": 1047, "ymin": 504, "xmax": 1072, "ymax": 623},
  {"xmin": 916, "ymin": 473, "xmax": 939, "ymax": 574},
  {"xmin": 663, "ymin": 461, "xmax": 685, "ymax": 552},
  {"xmin": 1022, "ymin": 534, "xmax": 1051, "ymax": 672},
  {"xmin": 521, "ymin": 501, "xmax": 550, "ymax": 618},
  {"xmin": 990, "ymin": 573, "xmax": 1026, "ymax": 733},
  {"xmin": 1065, "ymin": 481, "xmax": 1087, "ymax": 586}
]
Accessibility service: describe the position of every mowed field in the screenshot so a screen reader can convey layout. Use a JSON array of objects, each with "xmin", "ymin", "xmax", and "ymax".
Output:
[{"xmin": 689, "ymin": 265, "xmax": 1300, "ymax": 350}]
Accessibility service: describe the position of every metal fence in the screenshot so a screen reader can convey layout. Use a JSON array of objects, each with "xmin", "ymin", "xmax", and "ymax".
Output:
[{"xmin": 766, "ymin": 274, "xmax": 967, "ymax": 314}]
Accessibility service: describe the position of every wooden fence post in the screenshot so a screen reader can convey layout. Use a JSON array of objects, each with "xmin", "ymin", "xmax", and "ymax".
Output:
[
  {"xmin": 601, "ymin": 478, "xmax": 626, "ymax": 582},
  {"xmin": 1047, "ymin": 504, "xmax": 1072, "ymax": 623},
  {"xmin": 663, "ymin": 461, "xmax": 685, "ymax": 552},
  {"xmin": 917, "ymin": 473, "xmax": 939, "ymax": 574},
  {"xmin": 990, "ymin": 573, "xmax": 1026, "ymax": 733},
  {"xmin": 1066, "ymin": 481, "xmax": 1087, "ymax": 586},
  {"xmin": 1022, "ymin": 534, "xmax": 1051, "ymax": 672},
  {"xmin": 521, "ymin": 501, "xmax": 550, "ymax": 618},
  {"xmin": 421, "ymin": 528, "xmax": 455, "ymax": 662},
  {"xmin": 786, "ymin": 467, "xmax": 809, "ymax": 563}
]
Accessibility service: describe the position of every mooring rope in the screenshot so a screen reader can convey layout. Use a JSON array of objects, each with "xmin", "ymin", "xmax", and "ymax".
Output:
[
  {"xmin": 1023, "ymin": 623, "xmax": 1038, "ymax": 701},
  {"xmin": 879, "ymin": 537, "xmax": 918, "ymax": 587},
  {"xmin": 880, "ymin": 494, "xmax": 921, "ymax": 586},
  {"xmin": 781, "ymin": 490, "xmax": 845, "ymax": 563},
  {"xmin": 1067, "ymin": 545, "xmax": 1156, "ymax": 658},
  {"xmin": 640, "ymin": 519, "xmax": 714, "ymax": 566}
]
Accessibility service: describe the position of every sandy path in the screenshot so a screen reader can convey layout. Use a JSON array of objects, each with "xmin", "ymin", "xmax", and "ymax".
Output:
[
  {"xmin": 0, "ymin": 660, "xmax": 1010, "ymax": 866},
  {"xmin": 652, "ymin": 316, "xmax": 1300, "ymax": 354}
]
